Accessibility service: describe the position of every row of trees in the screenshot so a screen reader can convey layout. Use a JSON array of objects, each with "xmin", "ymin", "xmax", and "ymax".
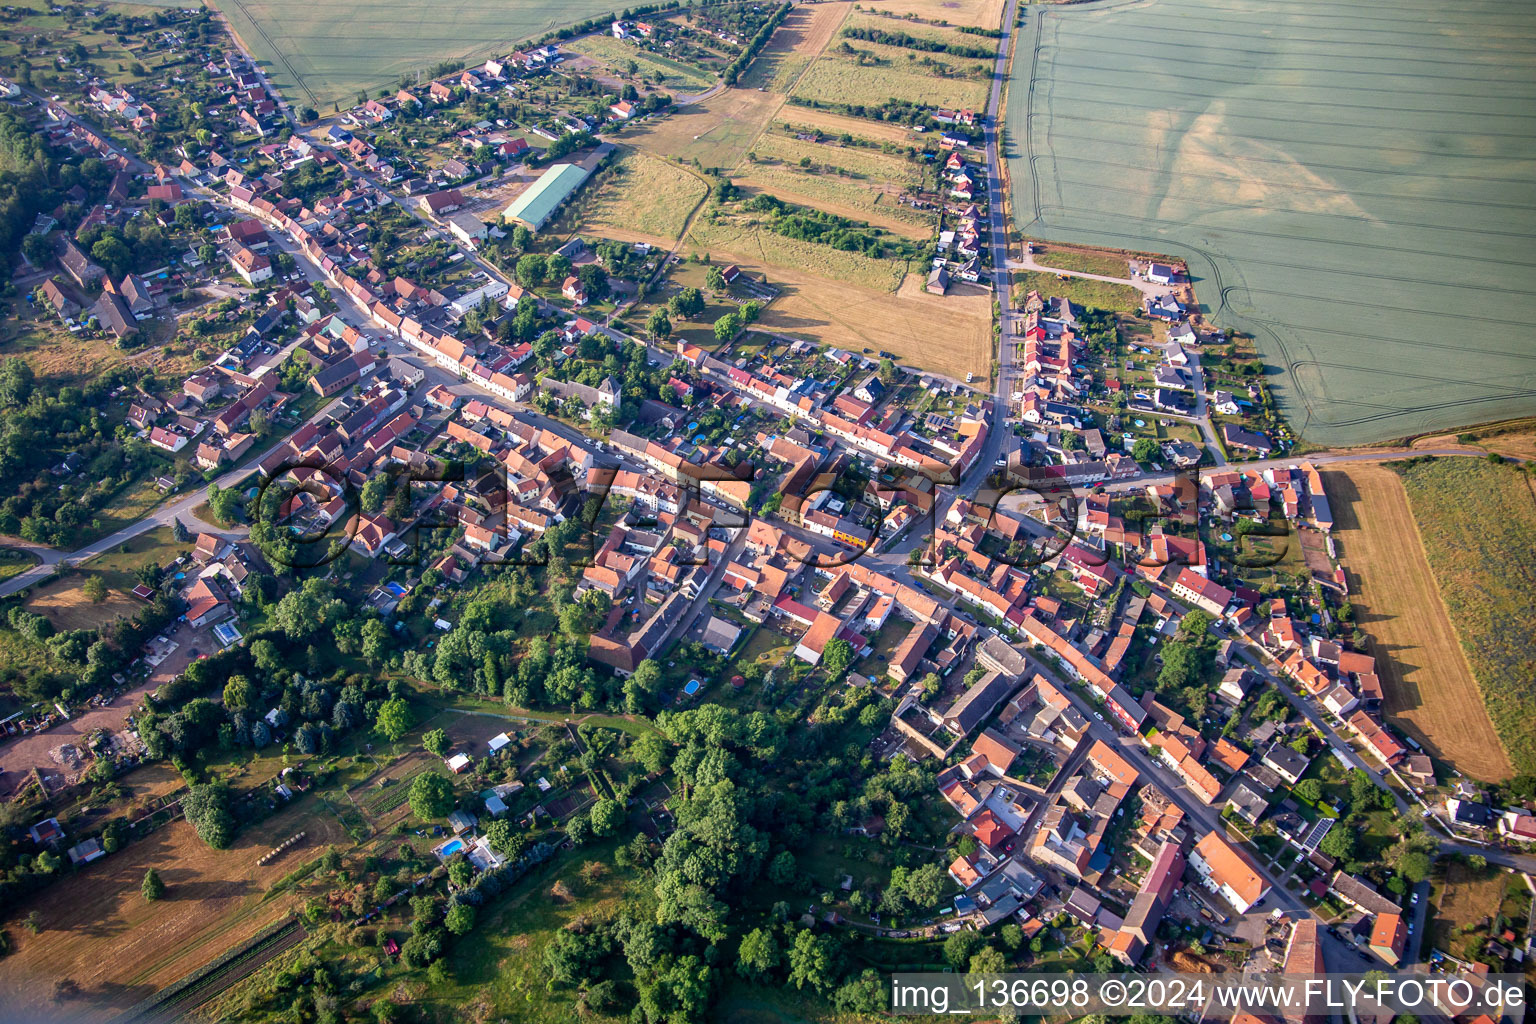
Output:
[{"xmin": 841, "ymin": 25, "xmax": 993, "ymax": 59}]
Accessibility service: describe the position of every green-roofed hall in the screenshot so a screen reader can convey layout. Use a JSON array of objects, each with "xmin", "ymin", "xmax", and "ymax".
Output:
[{"xmin": 502, "ymin": 163, "xmax": 592, "ymax": 232}]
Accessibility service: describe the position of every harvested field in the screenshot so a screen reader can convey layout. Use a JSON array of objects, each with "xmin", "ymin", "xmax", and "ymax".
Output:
[
  {"xmin": 566, "ymin": 33, "xmax": 714, "ymax": 90},
  {"xmin": 859, "ymin": 0, "xmax": 1006, "ymax": 29},
  {"xmin": 1325, "ymin": 464, "xmax": 1512, "ymax": 781},
  {"xmin": 0, "ymin": 801, "xmax": 346, "ymax": 1021},
  {"xmin": 574, "ymin": 148, "xmax": 709, "ymax": 245},
  {"xmin": 208, "ymin": 0, "xmax": 621, "ymax": 110},
  {"xmin": 792, "ymin": 47, "xmax": 990, "ymax": 111},
  {"xmin": 1007, "ymin": 0, "xmax": 1536, "ymax": 445},
  {"xmin": 753, "ymin": 266, "xmax": 992, "ymax": 379},
  {"xmin": 24, "ymin": 574, "xmax": 141, "ymax": 631},
  {"xmin": 1394, "ymin": 457, "xmax": 1536, "ymax": 776}
]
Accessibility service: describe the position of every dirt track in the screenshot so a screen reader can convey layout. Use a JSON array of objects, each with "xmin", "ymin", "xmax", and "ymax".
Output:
[{"xmin": 1325, "ymin": 465, "xmax": 1512, "ymax": 781}]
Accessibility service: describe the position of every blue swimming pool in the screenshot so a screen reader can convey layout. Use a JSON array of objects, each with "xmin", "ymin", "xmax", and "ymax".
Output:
[
  {"xmin": 438, "ymin": 838, "xmax": 465, "ymax": 857},
  {"xmin": 682, "ymin": 680, "xmax": 701, "ymax": 696}
]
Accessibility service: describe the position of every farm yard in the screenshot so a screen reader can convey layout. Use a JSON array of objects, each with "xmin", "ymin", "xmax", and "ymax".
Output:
[
  {"xmin": 207, "ymin": 0, "xmax": 622, "ymax": 110},
  {"xmin": 1324, "ymin": 464, "xmax": 1514, "ymax": 782},
  {"xmin": 1391, "ymin": 457, "xmax": 1536, "ymax": 777},
  {"xmin": 1006, "ymin": 0, "xmax": 1536, "ymax": 445}
]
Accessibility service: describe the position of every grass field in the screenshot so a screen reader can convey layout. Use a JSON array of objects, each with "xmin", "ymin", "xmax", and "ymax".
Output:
[
  {"xmin": 1391, "ymin": 457, "xmax": 1536, "ymax": 776},
  {"xmin": 1324, "ymin": 464, "xmax": 1512, "ymax": 781},
  {"xmin": 0, "ymin": 547, "xmax": 40, "ymax": 585},
  {"xmin": 736, "ymin": 132, "xmax": 930, "ymax": 234},
  {"xmin": 627, "ymin": 86, "xmax": 786, "ymax": 172},
  {"xmin": 573, "ymin": 147, "xmax": 709, "ymax": 245},
  {"xmin": 1429, "ymin": 859, "xmax": 1518, "ymax": 960},
  {"xmin": 0, "ymin": 801, "xmax": 346, "ymax": 1019},
  {"xmin": 1007, "ymin": 0, "xmax": 1536, "ymax": 446},
  {"xmin": 208, "ymin": 0, "xmax": 623, "ymax": 110},
  {"xmin": 777, "ymin": 107, "xmax": 916, "ymax": 146},
  {"xmin": 566, "ymin": 32, "xmax": 715, "ymax": 91},
  {"xmin": 792, "ymin": 47, "xmax": 990, "ymax": 112},
  {"xmin": 687, "ymin": 209, "xmax": 909, "ymax": 292},
  {"xmin": 1013, "ymin": 270, "xmax": 1139, "ymax": 313},
  {"xmin": 1028, "ymin": 243, "xmax": 1133, "ymax": 278}
]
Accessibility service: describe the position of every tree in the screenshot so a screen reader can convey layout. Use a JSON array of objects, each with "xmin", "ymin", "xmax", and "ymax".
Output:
[
  {"xmin": 713, "ymin": 311, "xmax": 739, "ymax": 345},
  {"xmin": 969, "ymin": 946, "xmax": 1008, "ymax": 974},
  {"xmin": 409, "ymin": 772, "xmax": 455, "ymax": 821},
  {"xmin": 21, "ymin": 233, "xmax": 52, "ymax": 267},
  {"xmin": 222, "ymin": 675, "xmax": 255, "ymax": 710},
  {"xmin": 768, "ymin": 850, "xmax": 798, "ymax": 887},
  {"xmin": 821, "ymin": 638, "xmax": 854, "ymax": 678},
  {"xmin": 590, "ymin": 797, "xmax": 624, "ymax": 836},
  {"xmin": 422, "ymin": 727, "xmax": 450, "ymax": 757},
  {"xmin": 737, "ymin": 927, "xmax": 779, "ymax": 980},
  {"xmin": 181, "ymin": 783, "xmax": 235, "ymax": 849},
  {"xmin": 787, "ymin": 929, "xmax": 836, "ymax": 993},
  {"xmin": 209, "ymin": 483, "xmax": 240, "ymax": 523},
  {"xmin": 1132, "ymin": 437, "xmax": 1161, "ymax": 463},
  {"xmin": 375, "ymin": 696, "xmax": 412, "ymax": 743},
  {"xmin": 444, "ymin": 902, "xmax": 475, "ymax": 935},
  {"xmin": 82, "ymin": 576, "xmax": 108, "ymax": 603},
  {"xmin": 646, "ymin": 308, "xmax": 672, "ymax": 342},
  {"xmin": 706, "ymin": 265, "xmax": 726, "ymax": 291},
  {"xmin": 944, "ymin": 929, "xmax": 985, "ymax": 969},
  {"xmin": 878, "ymin": 358, "xmax": 898, "ymax": 384},
  {"xmin": 1293, "ymin": 778, "xmax": 1323, "ymax": 805},
  {"xmin": 516, "ymin": 252, "xmax": 547, "ymax": 286},
  {"xmin": 360, "ymin": 475, "xmax": 388, "ymax": 514},
  {"xmin": 1318, "ymin": 826, "xmax": 1355, "ymax": 862},
  {"xmin": 1400, "ymin": 851, "xmax": 1432, "ymax": 883},
  {"xmin": 141, "ymin": 867, "xmax": 165, "ymax": 902}
]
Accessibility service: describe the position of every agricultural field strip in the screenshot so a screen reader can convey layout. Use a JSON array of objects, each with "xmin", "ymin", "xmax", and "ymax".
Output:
[
  {"xmin": 1324, "ymin": 465, "xmax": 1512, "ymax": 782},
  {"xmin": 1397, "ymin": 458, "xmax": 1536, "ymax": 775},
  {"xmin": 1006, "ymin": 0, "xmax": 1536, "ymax": 445}
]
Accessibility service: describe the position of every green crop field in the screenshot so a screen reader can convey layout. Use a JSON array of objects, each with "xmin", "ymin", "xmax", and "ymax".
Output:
[
  {"xmin": 1006, "ymin": 0, "xmax": 1536, "ymax": 445},
  {"xmin": 208, "ymin": 0, "xmax": 624, "ymax": 110}
]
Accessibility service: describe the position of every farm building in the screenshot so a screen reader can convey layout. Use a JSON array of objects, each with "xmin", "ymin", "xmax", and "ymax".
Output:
[{"xmin": 502, "ymin": 163, "xmax": 592, "ymax": 232}]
